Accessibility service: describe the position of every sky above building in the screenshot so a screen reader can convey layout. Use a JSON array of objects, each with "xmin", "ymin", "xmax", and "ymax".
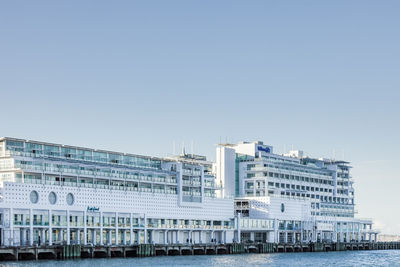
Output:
[{"xmin": 1, "ymin": 1, "xmax": 399, "ymax": 234}]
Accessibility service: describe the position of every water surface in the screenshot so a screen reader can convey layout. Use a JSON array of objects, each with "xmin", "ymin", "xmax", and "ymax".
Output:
[{"xmin": 1, "ymin": 250, "xmax": 400, "ymax": 267}]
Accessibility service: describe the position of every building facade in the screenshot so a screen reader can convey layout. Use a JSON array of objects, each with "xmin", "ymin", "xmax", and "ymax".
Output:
[
  {"xmin": 0, "ymin": 138, "xmax": 234, "ymax": 246},
  {"xmin": 0, "ymin": 137, "xmax": 378, "ymax": 247},
  {"xmin": 216, "ymin": 141, "xmax": 378, "ymax": 244}
]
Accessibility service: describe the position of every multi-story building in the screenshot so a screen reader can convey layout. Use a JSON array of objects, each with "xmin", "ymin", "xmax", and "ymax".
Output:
[
  {"xmin": 0, "ymin": 137, "xmax": 378, "ymax": 247},
  {"xmin": 216, "ymin": 141, "xmax": 378, "ymax": 244},
  {"xmin": 0, "ymin": 137, "xmax": 234, "ymax": 246}
]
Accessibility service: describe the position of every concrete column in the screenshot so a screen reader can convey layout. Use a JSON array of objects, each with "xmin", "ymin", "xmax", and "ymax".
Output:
[
  {"xmin": 123, "ymin": 230, "xmax": 127, "ymax": 245},
  {"xmin": 300, "ymin": 230, "xmax": 304, "ymax": 243},
  {"xmin": 129, "ymin": 213, "xmax": 133, "ymax": 245},
  {"xmin": 129, "ymin": 229, "xmax": 133, "ymax": 245},
  {"xmin": 48, "ymin": 210, "xmax": 53, "ymax": 246},
  {"xmin": 66, "ymin": 210, "xmax": 70, "ymax": 245},
  {"xmin": 284, "ymin": 232, "xmax": 288, "ymax": 243},
  {"xmin": 100, "ymin": 212, "xmax": 104, "ymax": 245},
  {"xmin": 176, "ymin": 230, "xmax": 180, "ymax": 244},
  {"xmin": 92, "ymin": 229, "xmax": 96, "ymax": 245},
  {"xmin": 58, "ymin": 229, "xmax": 63, "ymax": 244},
  {"xmin": 29, "ymin": 209, "xmax": 34, "ymax": 246},
  {"xmin": 136, "ymin": 231, "xmax": 140, "ymax": 244},
  {"xmin": 115, "ymin": 212, "xmax": 119, "ymax": 245},
  {"xmin": 143, "ymin": 215, "xmax": 147, "ymax": 244},
  {"xmin": 9, "ymin": 209, "xmax": 14, "ymax": 246},
  {"xmin": 164, "ymin": 231, "xmax": 167, "ymax": 244},
  {"xmin": 237, "ymin": 214, "xmax": 241, "ymax": 243},
  {"xmin": 223, "ymin": 231, "xmax": 226, "ymax": 244},
  {"xmin": 21, "ymin": 228, "xmax": 26, "ymax": 246},
  {"xmin": 250, "ymin": 232, "xmax": 255, "ymax": 242},
  {"xmin": 108, "ymin": 230, "xmax": 112, "ymax": 245},
  {"xmin": 41, "ymin": 229, "xmax": 46, "ymax": 246},
  {"xmin": 77, "ymin": 230, "xmax": 81, "ymax": 245},
  {"xmin": 83, "ymin": 210, "xmax": 87, "ymax": 245}
]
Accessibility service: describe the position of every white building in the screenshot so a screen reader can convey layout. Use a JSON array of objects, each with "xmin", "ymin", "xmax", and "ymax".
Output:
[
  {"xmin": 0, "ymin": 137, "xmax": 235, "ymax": 246},
  {"xmin": 0, "ymin": 137, "xmax": 378, "ymax": 247},
  {"xmin": 216, "ymin": 141, "xmax": 378, "ymax": 244}
]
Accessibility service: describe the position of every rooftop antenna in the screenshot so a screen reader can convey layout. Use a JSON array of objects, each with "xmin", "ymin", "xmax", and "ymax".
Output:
[
  {"xmin": 191, "ymin": 140, "xmax": 194, "ymax": 156},
  {"xmin": 181, "ymin": 141, "xmax": 186, "ymax": 156},
  {"xmin": 173, "ymin": 140, "xmax": 176, "ymax": 155}
]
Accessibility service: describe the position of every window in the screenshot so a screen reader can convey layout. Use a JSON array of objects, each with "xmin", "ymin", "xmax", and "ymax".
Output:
[
  {"xmin": 66, "ymin": 193, "xmax": 74, "ymax": 205},
  {"xmin": 48, "ymin": 192, "xmax": 57, "ymax": 205},
  {"xmin": 30, "ymin": 191, "xmax": 39, "ymax": 204}
]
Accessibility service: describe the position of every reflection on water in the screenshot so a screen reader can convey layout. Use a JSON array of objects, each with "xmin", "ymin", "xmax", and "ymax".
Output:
[{"xmin": 0, "ymin": 250, "xmax": 400, "ymax": 267}]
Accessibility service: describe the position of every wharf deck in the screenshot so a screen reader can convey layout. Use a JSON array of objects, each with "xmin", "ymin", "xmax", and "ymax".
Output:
[{"xmin": 0, "ymin": 242, "xmax": 399, "ymax": 261}]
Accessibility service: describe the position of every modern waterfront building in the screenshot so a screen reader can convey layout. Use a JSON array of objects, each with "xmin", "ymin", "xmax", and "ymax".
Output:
[
  {"xmin": 216, "ymin": 141, "xmax": 379, "ymax": 244},
  {"xmin": 0, "ymin": 137, "xmax": 378, "ymax": 247},
  {"xmin": 0, "ymin": 137, "xmax": 234, "ymax": 246}
]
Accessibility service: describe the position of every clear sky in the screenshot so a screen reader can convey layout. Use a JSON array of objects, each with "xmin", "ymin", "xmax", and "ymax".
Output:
[{"xmin": 1, "ymin": 1, "xmax": 399, "ymax": 234}]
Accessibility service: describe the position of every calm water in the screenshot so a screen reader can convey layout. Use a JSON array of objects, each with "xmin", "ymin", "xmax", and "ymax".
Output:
[{"xmin": 1, "ymin": 250, "xmax": 400, "ymax": 267}]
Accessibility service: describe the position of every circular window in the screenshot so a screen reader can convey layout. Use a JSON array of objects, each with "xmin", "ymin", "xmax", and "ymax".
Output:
[
  {"xmin": 30, "ymin": 191, "xmax": 39, "ymax": 204},
  {"xmin": 66, "ymin": 193, "xmax": 74, "ymax": 205},
  {"xmin": 48, "ymin": 192, "xmax": 57, "ymax": 205}
]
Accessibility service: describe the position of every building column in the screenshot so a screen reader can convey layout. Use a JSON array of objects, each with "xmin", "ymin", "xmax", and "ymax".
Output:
[
  {"xmin": 115, "ymin": 212, "xmax": 119, "ymax": 245},
  {"xmin": 164, "ymin": 231, "xmax": 167, "ymax": 244},
  {"xmin": 76, "ymin": 230, "xmax": 80, "ymax": 245},
  {"xmin": 48, "ymin": 210, "xmax": 53, "ymax": 246},
  {"xmin": 66, "ymin": 210, "xmax": 70, "ymax": 245},
  {"xmin": 92, "ymin": 229, "xmax": 96, "ymax": 245},
  {"xmin": 236, "ymin": 214, "xmax": 241, "ymax": 243},
  {"xmin": 100, "ymin": 212, "xmax": 104, "ymax": 245},
  {"xmin": 108, "ymin": 230, "xmax": 112, "ymax": 245},
  {"xmin": 129, "ymin": 229, "xmax": 133, "ymax": 245},
  {"xmin": 129, "ymin": 213, "xmax": 133, "ymax": 245},
  {"xmin": 176, "ymin": 230, "xmax": 180, "ymax": 244},
  {"xmin": 29, "ymin": 209, "xmax": 34, "ymax": 246},
  {"xmin": 41, "ymin": 228, "xmax": 46, "ymax": 246},
  {"xmin": 143, "ymin": 215, "xmax": 147, "ymax": 244},
  {"xmin": 250, "ymin": 232, "xmax": 255, "ymax": 242},
  {"xmin": 83, "ymin": 210, "xmax": 87, "ymax": 245},
  {"xmin": 58, "ymin": 229, "xmax": 63, "ymax": 244},
  {"xmin": 123, "ymin": 230, "xmax": 127, "ymax": 245},
  {"xmin": 136, "ymin": 230, "xmax": 140, "ymax": 244}
]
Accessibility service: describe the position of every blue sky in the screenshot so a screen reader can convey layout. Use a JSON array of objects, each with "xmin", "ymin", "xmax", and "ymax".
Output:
[{"xmin": 1, "ymin": 1, "xmax": 399, "ymax": 234}]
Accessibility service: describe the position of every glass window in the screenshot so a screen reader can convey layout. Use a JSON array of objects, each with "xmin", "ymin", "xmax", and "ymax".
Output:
[
  {"xmin": 6, "ymin": 140, "xmax": 24, "ymax": 152},
  {"xmin": 93, "ymin": 152, "xmax": 107, "ymax": 162},
  {"xmin": 109, "ymin": 153, "xmax": 122, "ymax": 164},
  {"xmin": 44, "ymin": 145, "xmax": 60, "ymax": 157},
  {"xmin": 25, "ymin": 142, "xmax": 42, "ymax": 155},
  {"xmin": 61, "ymin": 147, "xmax": 76, "ymax": 159},
  {"xmin": 77, "ymin": 149, "xmax": 92, "ymax": 160}
]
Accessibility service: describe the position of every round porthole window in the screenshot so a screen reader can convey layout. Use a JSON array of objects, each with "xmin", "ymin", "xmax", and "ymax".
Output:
[
  {"xmin": 48, "ymin": 192, "xmax": 57, "ymax": 205},
  {"xmin": 66, "ymin": 193, "xmax": 74, "ymax": 206},
  {"xmin": 30, "ymin": 191, "xmax": 39, "ymax": 204}
]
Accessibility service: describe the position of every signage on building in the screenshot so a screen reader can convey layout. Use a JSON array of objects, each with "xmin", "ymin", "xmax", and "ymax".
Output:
[
  {"xmin": 87, "ymin": 206, "xmax": 100, "ymax": 212},
  {"xmin": 257, "ymin": 146, "xmax": 271, "ymax": 153}
]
